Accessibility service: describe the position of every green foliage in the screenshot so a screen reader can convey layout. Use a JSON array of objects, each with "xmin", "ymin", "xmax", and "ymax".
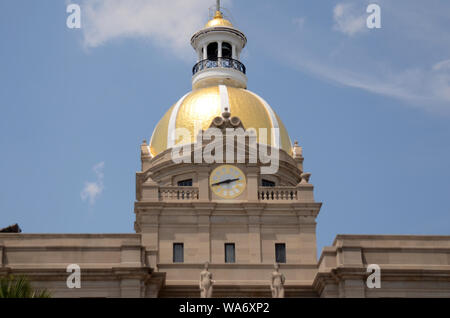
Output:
[{"xmin": 0, "ymin": 275, "xmax": 51, "ymax": 298}]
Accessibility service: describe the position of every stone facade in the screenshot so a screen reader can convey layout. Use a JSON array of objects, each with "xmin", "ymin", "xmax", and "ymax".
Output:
[
  {"xmin": 133, "ymin": 136, "xmax": 321, "ymax": 297},
  {"xmin": 314, "ymin": 235, "xmax": 450, "ymax": 298},
  {"xmin": 0, "ymin": 234, "xmax": 165, "ymax": 297},
  {"xmin": 1, "ymin": 4, "xmax": 449, "ymax": 299},
  {"xmin": 1, "ymin": 137, "xmax": 449, "ymax": 297}
]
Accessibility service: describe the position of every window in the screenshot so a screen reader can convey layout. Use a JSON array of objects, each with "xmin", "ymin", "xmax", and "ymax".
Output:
[
  {"xmin": 222, "ymin": 42, "xmax": 232, "ymax": 59},
  {"xmin": 177, "ymin": 179, "xmax": 193, "ymax": 187},
  {"xmin": 275, "ymin": 243, "xmax": 286, "ymax": 263},
  {"xmin": 225, "ymin": 243, "xmax": 235, "ymax": 263},
  {"xmin": 173, "ymin": 243, "xmax": 184, "ymax": 263},
  {"xmin": 207, "ymin": 42, "xmax": 218, "ymax": 60},
  {"xmin": 262, "ymin": 179, "xmax": 276, "ymax": 187}
]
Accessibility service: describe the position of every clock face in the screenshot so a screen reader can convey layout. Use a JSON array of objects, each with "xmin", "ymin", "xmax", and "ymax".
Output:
[{"xmin": 209, "ymin": 165, "xmax": 247, "ymax": 199}]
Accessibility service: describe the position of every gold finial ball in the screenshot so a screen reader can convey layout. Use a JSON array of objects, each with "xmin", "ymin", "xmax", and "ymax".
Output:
[{"xmin": 205, "ymin": 10, "xmax": 233, "ymax": 28}]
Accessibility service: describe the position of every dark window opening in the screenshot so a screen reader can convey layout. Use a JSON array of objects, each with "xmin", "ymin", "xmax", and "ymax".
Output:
[
  {"xmin": 275, "ymin": 243, "xmax": 286, "ymax": 264},
  {"xmin": 178, "ymin": 179, "xmax": 193, "ymax": 187},
  {"xmin": 225, "ymin": 243, "xmax": 236, "ymax": 263},
  {"xmin": 173, "ymin": 243, "xmax": 184, "ymax": 263},
  {"xmin": 222, "ymin": 42, "xmax": 232, "ymax": 59},
  {"xmin": 262, "ymin": 179, "xmax": 276, "ymax": 187},
  {"xmin": 207, "ymin": 42, "xmax": 218, "ymax": 60}
]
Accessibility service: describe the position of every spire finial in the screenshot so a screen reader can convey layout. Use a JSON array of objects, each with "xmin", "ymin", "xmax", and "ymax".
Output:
[
  {"xmin": 216, "ymin": 0, "xmax": 221, "ymax": 12},
  {"xmin": 213, "ymin": 0, "xmax": 223, "ymax": 19}
]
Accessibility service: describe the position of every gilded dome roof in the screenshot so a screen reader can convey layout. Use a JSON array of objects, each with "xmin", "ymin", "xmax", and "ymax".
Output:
[
  {"xmin": 204, "ymin": 11, "xmax": 234, "ymax": 29},
  {"xmin": 149, "ymin": 85, "xmax": 292, "ymax": 157}
]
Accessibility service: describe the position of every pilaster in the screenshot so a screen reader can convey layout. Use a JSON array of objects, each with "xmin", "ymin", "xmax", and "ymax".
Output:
[
  {"xmin": 246, "ymin": 166, "xmax": 259, "ymax": 202},
  {"xmin": 197, "ymin": 167, "xmax": 211, "ymax": 201},
  {"xmin": 245, "ymin": 204, "xmax": 262, "ymax": 263},
  {"xmin": 138, "ymin": 209, "xmax": 161, "ymax": 269},
  {"xmin": 195, "ymin": 204, "xmax": 214, "ymax": 263},
  {"xmin": 297, "ymin": 216, "xmax": 318, "ymax": 263},
  {"xmin": 141, "ymin": 179, "xmax": 159, "ymax": 202},
  {"xmin": 297, "ymin": 183, "xmax": 315, "ymax": 202}
]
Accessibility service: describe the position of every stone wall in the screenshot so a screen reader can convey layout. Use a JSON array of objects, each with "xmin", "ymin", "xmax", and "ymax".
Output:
[
  {"xmin": 314, "ymin": 235, "xmax": 450, "ymax": 298},
  {"xmin": 0, "ymin": 234, "xmax": 164, "ymax": 298}
]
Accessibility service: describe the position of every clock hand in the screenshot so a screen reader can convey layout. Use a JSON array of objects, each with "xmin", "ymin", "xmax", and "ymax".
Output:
[
  {"xmin": 211, "ymin": 178, "xmax": 240, "ymax": 187},
  {"xmin": 218, "ymin": 178, "xmax": 240, "ymax": 186},
  {"xmin": 212, "ymin": 178, "xmax": 238, "ymax": 187}
]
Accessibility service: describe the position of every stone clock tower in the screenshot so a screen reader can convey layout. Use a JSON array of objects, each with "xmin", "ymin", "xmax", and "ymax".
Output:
[{"xmin": 134, "ymin": 4, "xmax": 322, "ymax": 297}]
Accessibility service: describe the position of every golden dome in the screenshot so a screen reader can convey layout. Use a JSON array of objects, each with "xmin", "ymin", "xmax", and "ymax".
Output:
[
  {"xmin": 150, "ymin": 86, "xmax": 292, "ymax": 157},
  {"xmin": 204, "ymin": 11, "xmax": 234, "ymax": 28}
]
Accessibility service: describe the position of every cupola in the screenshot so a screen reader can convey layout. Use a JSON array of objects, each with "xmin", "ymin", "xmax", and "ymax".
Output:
[{"xmin": 190, "ymin": 1, "xmax": 247, "ymax": 90}]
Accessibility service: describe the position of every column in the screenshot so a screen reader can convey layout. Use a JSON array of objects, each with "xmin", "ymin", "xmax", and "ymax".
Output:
[
  {"xmin": 218, "ymin": 41, "xmax": 223, "ymax": 58},
  {"xmin": 232, "ymin": 45, "xmax": 237, "ymax": 60},
  {"xmin": 203, "ymin": 44, "xmax": 208, "ymax": 60}
]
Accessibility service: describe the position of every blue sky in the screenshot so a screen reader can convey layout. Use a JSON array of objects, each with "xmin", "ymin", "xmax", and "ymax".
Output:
[{"xmin": 1, "ymin": 0, "xmax": 449, "ymax": 254}]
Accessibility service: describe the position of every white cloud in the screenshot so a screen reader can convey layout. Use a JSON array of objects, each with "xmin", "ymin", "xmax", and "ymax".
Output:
[
  {"xmin": 264, "ymin": 1, "xmax": 450, "ymax": 113},
  {"xmin": 431, "ymin": 60, "xmax": 450, "ymax": 102},
  {"xmin": 81, "ymin": 0, "xmax": 230, "ymax": 59},
  {"xmin": 333, "ymin": 3, "xmax": 366, "ymax": 36},
  {"xmin": 77, "ymin": 0, "xmax": 450, "ymax": 113},
  {"xmin": 433, "ymin": 59, "xmax": 450, "ymax": 72},
  {"xmin": 283, "ymin": 52, "xmax": 450, "ymax": 112},
  {"xmin": 81, "ymin": 162, "xmax": 105, "ymax": 205}
]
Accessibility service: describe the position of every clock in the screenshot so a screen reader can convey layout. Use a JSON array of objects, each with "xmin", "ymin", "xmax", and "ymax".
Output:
[{"xmin": 209, "ymin": 165, "xmax": 247, "ymax": 199}]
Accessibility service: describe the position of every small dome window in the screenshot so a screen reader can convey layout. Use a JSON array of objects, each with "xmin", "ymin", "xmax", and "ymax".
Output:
[
  {"xmin": 178, "ymin": 179, "xmax": 193, "ymax": 187},
  {"xmin": 222, "ymin": 42, "xmax": 232, "ymax": 59},
  {"xmin": 262, "ymin": 179, "xmax": 276, "ymax": 187},
  {"xmin": 207, "ymin": 42, "xmax": 218, "ymax": 61}
]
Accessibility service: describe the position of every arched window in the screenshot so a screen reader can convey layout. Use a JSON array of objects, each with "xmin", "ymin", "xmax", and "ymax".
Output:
[
  {"xmin": 262, "ymin": 179, "xmax": 276, "ymax": 187},
  {"xmin": 207, "ymin": 42, "xmax": 218, "ymax": 61},
  {"xmin": 178, "ymin": 179, "xmax": 193, "ymax": 187},
  {"xmin": 222, "ymin": 42, "xmax": 232, "ymax": 59}
]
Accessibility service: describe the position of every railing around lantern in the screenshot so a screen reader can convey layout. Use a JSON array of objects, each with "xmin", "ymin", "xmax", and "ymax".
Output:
[
  {"xmin": 258, "ymin": 187, "xmax": 298, "ymax": 201},
  {"xmin": 159, "ymin": 187, "xmax": 200, "ymax": 201},
  {"xmin": 192, "ymin": 57, "xmax": 246, "ymax": 76}
]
